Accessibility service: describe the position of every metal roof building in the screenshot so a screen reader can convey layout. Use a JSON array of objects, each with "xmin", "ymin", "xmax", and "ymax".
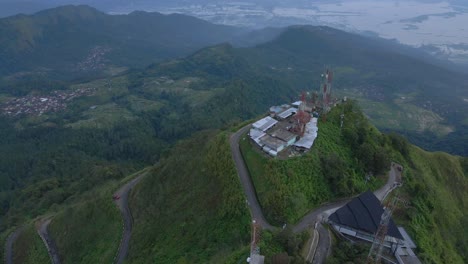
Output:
[
  {"xmin": 252, "ymin": 116, "xmax": 278, "ymax": 132},
  {"xmin": 293, "ymin": 118, "xmax": 318, "ymax": 150},
  {"xmin": 329, "ymin": 191, "xmax": 403, "ymax": 241},
  {"xmin": 259, "ymin": 134, "xmax": 287, "ymax": 156},
  {"xmin": 277, "ymin": 107, "xmax": 297, "ymax": 120},
  {"xmin": 270, "ymin": 129, "xmax": 297, "ymax": 146},
  {"xmin": 249, "ymin": 128, "xmax": 266, "ymax": 146}
]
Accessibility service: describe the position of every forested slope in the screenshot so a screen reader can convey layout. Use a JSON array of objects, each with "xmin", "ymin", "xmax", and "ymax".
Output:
[
  {"xmin": 0, "ymin": 5, "xmax": 244, "ymax": 91},
  {"xmin": 1, "ymin": 24, "xmax": 467, "ymax": 264},
  {"xmin": 127, "ymin": 132, "xmax": 250, "ymax": 263}
]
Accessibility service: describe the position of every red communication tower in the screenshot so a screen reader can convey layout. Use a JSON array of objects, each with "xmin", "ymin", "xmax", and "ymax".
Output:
[
  {"xmin": 292, "ymin": 92, "xmax": 311, "ymax": 136},
  {"xmin": 251, "ymin": 220, "xmax": 261, "ymax": 255}
]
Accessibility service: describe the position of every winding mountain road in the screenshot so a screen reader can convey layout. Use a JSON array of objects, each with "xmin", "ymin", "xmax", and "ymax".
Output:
[
  {"xmin": 113, "ymin": 175, "xmax": 144, "ymax": 264},
  {"xmin": 4, "ymin": 227, "xmax": 24, "ymax": 264},
  {"xmin": 230, "ymin": 125, "xmax": 275, "ymax": 230},
  {"xmin": 230, "ymin": 124, "xmax": 402, "ymax": 261},
  {"xmin": 37, "ymin": 218, "xmax": 61, "ymax": 264}
]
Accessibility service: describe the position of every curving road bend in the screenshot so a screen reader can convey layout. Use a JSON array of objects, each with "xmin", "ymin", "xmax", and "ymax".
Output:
[
  {"xmin": 294, "ymin": 162, "xmax": 401, "ymax": 233},
  {"xmin": 312, "ymin": 224, "xmax": 331, "ymax": 264},
  {"xmin": 113, "ymin": 175, "xmax": 144, "ymax": 264},
  {"xmin": 5, "ymin": 227, "xmax": 25, "ymax": 264},
  {"xmin": 37, "ymin": 218, "xmax": 61, "ymax": 264},
  {"xmin": 230, "ymin": 124, "xmax": 402, "ymax": 261},
  {"xmin": 230, "ymin": 125, "xmax": 275, "ymax": 230}
]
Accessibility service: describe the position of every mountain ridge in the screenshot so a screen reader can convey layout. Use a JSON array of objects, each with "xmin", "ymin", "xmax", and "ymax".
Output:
[{"xmin": 0, "ymin": 5, "xmax": 245, "ymax": 81}]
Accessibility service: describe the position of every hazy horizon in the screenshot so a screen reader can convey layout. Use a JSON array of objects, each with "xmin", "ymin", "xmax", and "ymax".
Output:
[{"xmin": 1, "ymin": 0, "xmax": 468, "ymax": 64}]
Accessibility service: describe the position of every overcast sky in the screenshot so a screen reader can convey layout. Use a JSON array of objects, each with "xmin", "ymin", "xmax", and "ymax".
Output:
[{"xmin": 1, "ymin": 0, "xmax": 465, "ymax": 18}]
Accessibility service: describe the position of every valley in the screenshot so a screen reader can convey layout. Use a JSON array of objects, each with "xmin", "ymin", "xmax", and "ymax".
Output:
[{"xmin": 0, "ymin": 4, "xmax": 467, "ymax": 264}]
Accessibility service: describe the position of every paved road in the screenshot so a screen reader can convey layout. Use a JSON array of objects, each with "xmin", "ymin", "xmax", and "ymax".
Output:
[
  {"xmin": 230, "ymin": 125, "xmax": 274, "ymax": 230},
  {"xmin": 304, "ymin": 228, "xmax": 319, "ymax": 262},
  {"xmin": 37, "ymin": 218, "xmax": 61, "ymax": 264},
  {"xmin": 5, "ymin": 227, "xmax": 25, "ymax": 264},
  {"xmin": 294, "ymin": 162, "xmax": 401, "ymax": 233},
  {"xmin": 312, "ymin": 224, "xmax": 331, "ymax": 264},
  {"xmin": 113, "ymin": 175, "xmax": 144, "ymax": 264},
  {"xmin": 230, "ymin": 124, "xmax": 402, "ymax": 262}
]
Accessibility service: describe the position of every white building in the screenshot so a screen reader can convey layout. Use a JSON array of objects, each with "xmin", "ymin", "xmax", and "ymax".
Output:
[{"xmin": 252, "ymin": 116, "xmax": 278, "ymax": 132}]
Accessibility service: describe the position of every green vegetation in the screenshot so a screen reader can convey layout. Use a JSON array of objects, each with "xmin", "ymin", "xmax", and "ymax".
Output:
[
  {"xmin": 240, "ymin": 102, "xmax": 467, "ymax": 263},
  {"xmin": 398, "ymin": 148, "xmax": 468, "ymax": 263},
  {"xmin": 0, "ymin": 42, "xmax": 294, "ymax": 251},
  {"xmin": 259, "ymin": 228, "xmax": 309, "ymax": 263},
  {"xmin": 240, "ymin": 26, "xmax": 468, "ymax": 156},
  {"xmin": 127, "ymin": 131, "xmax": 250, "ymax": 263},
  {"xmin": 240, "ymin": 102, "xmax": 387, "ymax": 224},
  {"xmin": 0, "ymin": 5, "xmax": 244, "ymax": 85},
  {"xmin": 47, "ymin": 180, "xmax": 123, "ymax": 264},
  {"xmin": 327, "ymin": 236, "xmax": 369, "ymax": 264},
  {"xmin": 1, "ymin": 22, "xmax": 467, "ymax": 264},
  {"xmin": 13, "ymin": 224, "xmax": 49, "ymax": 264}
]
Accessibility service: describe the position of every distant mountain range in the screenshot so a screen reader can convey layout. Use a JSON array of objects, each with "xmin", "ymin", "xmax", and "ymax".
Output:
[
  {"xmin": 0, "ymin": 5, "xmax": 467, "ymax": 155},
  {"xmin": 0, "ymin": 5, "xmax": 245, "ymax": 80}
]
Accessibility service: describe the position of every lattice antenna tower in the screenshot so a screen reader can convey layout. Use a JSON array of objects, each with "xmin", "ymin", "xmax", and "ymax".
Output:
[
  {"xmin": 250, "ymin": 220, "xmax": 261, "ymax": 256},
  {"xmin": 340, "ymin": 102, "xmax": 345, "ymax": 130},
  {"xmin": 321, "ymin": 69, "xmax": 333, "ymax": 109},
  {"xmin": 367, "ymin": 191, "xmax": 401, "ymax": 264}
]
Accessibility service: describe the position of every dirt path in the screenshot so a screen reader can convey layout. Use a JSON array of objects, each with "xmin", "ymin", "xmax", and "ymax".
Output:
[
  {"xmin": 4, "ymin": 227, "xmax": 25, "ymax": 264},
  {"xmin": 37, "ymin": 218, "xmax": 61, "ymax": 264},
  {"xmin": 113, "ymin": 175, "xmax": 144, "ymax": 264}
]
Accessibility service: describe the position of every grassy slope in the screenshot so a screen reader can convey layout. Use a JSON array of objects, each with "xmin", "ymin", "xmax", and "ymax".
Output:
[
  {"xmin": 241, "ymin": 103, "xmax": 467, "ymax": 263},
  {"xmin": 401, "ymin": 148, "xmax": 468, "ymax": 264},
  {"xmin": 47, "ymin": 181, "xmax": 122, "ymax": 264},
  {"xmin": 240, "ymin": 104, "xmax": 384, "ymax": 225},
  {"xmin": 13, "ymin": 224, "xmax": 49, "ymax": 264},
  {"xmin": 127, "ymin": 131, "xmax": 250, "ymax": 263}
]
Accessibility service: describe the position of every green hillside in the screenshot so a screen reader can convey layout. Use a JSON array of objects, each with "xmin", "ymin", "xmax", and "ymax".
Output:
[
  {"xmin": 240, "ymin": 102, "xmax": 468, "ymax": 263},
  {"xmin": 12, "ymin": 224, "xmax": 49, "ymax": 264},
  {"xmin": 1, "ymin": 23, "xmax": 467, "ymax": 264},
  {"xmin": 0, "ymin": 44, "xmax": 294, "ymax": 255},
  {"xmin": 240, "ymin": 26, "xmax": 468, "ymax": 156},
  {"xmin": 240, "ymin": 102, "xmax": 386, "ymax": 224},
  {"xmin": 127, "ymin": 132, "xmax": 250, "ymax": 263},
  {"xmin": 403, "ymin": 148, "xmax": 468, "ymax": 263},
  {"xmin": 47, "ymin": 179, "xmax": 123, "ymax": 264},
  {"xmin": 0, "ymin": 5, "xmax": 244, "ymax": 88}
]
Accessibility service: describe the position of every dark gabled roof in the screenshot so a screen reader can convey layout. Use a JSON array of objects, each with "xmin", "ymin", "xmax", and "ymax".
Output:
[{"xmin": 329, "ymin": 190, "xmax": 403, "ymax": 240}]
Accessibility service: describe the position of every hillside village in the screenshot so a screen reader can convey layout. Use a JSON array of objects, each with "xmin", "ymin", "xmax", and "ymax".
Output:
[{"xmin": 1, "ymin": 87, "xmax": 95, "ymax": 117}]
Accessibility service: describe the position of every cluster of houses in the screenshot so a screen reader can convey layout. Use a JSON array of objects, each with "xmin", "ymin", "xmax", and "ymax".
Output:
[
  {"xmin": 1, "ymin": 87, "xmax": 95, "ymax": 117},
  {"xmin": 248, "ymin": 101, "xmax": 319, "ymax": 157}
]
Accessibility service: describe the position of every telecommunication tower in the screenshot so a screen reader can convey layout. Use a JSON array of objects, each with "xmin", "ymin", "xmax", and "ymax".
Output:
[
  {"xmin": 321, "ymin": 69, "xmax": 333, "ymax": 112},
  {"xmin": 251, "ymin": 220, "xmax": 261, "ymax": 255},
  {"xmin": 292, "ymin": 92, "xmax": 311, "ymax": 136},
  {"xmin": 367, "ymin": 192, "xmax": 406, "ymax": 263}
]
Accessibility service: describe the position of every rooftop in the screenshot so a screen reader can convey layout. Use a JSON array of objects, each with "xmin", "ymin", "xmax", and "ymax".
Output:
[
  {"xmin": 293, "ymin": 118, "xmax": 318, "ymax": 149},
  {"xmin": 271, "ymin": 128, "xmax": 297, "ymax": 142},
  {"xmin": 252, "ymin": 116, "xmax": 278, "ymax": 132},
  {"xmin": 329, "ymin": 191, "xmax": 403, "ymax": 240},
  {"xmin": 259, "ymin": 134, "xmax": 286, "ymax": 150},
  {"xmin": 277, "ymin": 107, "xmax": 297, "ymax": 119}
]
